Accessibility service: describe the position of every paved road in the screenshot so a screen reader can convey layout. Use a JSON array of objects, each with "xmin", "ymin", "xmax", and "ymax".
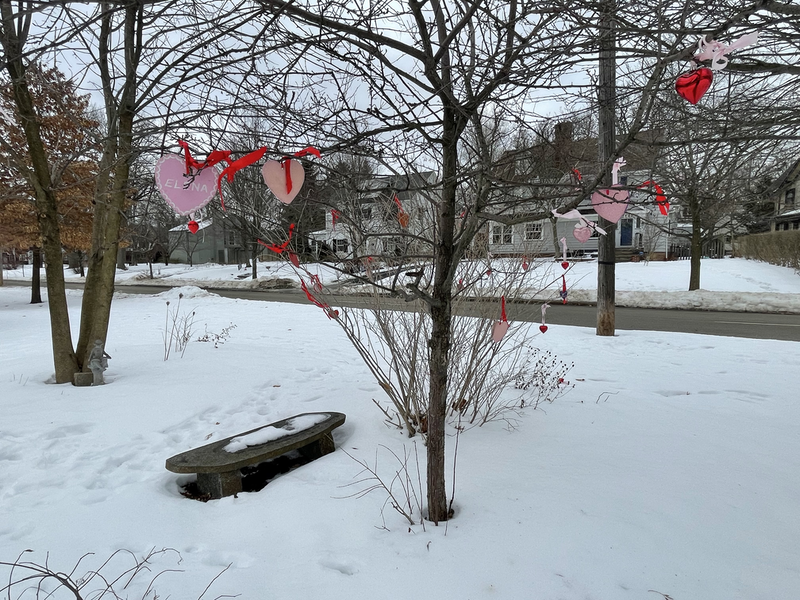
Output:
[{"xmin": 6, "ymin": 279, "xmax": 800, "ymax": 342}]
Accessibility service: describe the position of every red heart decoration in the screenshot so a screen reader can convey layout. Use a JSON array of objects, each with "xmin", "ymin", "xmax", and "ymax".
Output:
[
  {"xmin": 187, "ymin": 220, "xmax": 199, "ymax": 234},
  {"xmin": 539, "ymin": 324, "xmax": 548, "ymax": 333},
  {"xmin": 522, "ymin": 261, "xmax": 529, "ymax": 271},
  {"xmin": 561, "ymin": 261, "xmax": 569, "ymax": 270},
  {"xmin": 289, "ymin": 252, "xmax": 300, "ymax": 268},
  {"xmin": 675, "ymin": 68, "xmax": 713, "ymax": 105}
]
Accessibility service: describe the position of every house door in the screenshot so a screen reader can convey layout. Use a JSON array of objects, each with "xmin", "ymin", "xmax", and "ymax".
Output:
[{"xmin": 620, "ymin": 218, "xmax": 633, "ymax": 246}]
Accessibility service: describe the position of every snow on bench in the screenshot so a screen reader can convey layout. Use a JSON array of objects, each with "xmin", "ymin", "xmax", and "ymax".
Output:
[{"xmin": 165, "ymin": 412, "xmax": 346, "ymax": 499}]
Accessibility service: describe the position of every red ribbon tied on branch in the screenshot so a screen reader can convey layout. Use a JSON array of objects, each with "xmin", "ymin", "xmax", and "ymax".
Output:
[
  {"xmin": 178, "ymin": 140, "xmax": 231, "ymax": 173},
  {"xmin": 393, "ymin": 194, "xmax": 410, "ymax": 228},
  {"xmin": 638, "ymin": 180, "xmax": 669, "ymax": 216},
  {"xmin": 218, "ymin": 147, "xmax": 268, "ymax": 210},
  {"xmin": 257, "ymin": 223, "xmax": 296, "ymax": 255},
  {"xmin": 283, "ymin": 147, "xmax": 321, "ymax": 194}
]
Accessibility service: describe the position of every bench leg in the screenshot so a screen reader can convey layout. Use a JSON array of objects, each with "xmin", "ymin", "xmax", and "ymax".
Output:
[
  {"xmin": 298, "ymin": 433, "xmax": 336, "ymax": 461},
  {"xmin": 196, "ymin": 470, "xmax": 242, "ymax": 499}
]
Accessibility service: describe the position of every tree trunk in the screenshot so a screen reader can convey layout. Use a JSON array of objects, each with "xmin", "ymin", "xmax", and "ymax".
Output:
[
  {"xmin": 689, "ymin": 207, "xmax": 702, "ymax": 290},
  {"xmin": 0, "ymin": 248, "xmax": 4, "ymax": 286},
  {"xmin": 426, "ymin": 110, "xmax": 460, "ymax": 525},
  {"xmin": 596, "ymin": 0, "xmax": 616, "ymax": 337},
  {"xmin": 1, "ymin": 2, "xmax": 79, "ymax": 381},
  {"xmin": 251, "ymin": 243, "xmax": 258, "ymax": 279},
  {"xmin": 30, "ymin": 246, "xmax": 42, "ymax": 304},
  {"xmin": 74, "ymin": 0, "xmax": 139, "ymax": 370}
]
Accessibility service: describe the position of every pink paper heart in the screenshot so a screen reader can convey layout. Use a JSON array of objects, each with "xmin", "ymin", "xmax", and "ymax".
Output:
[
  {"xmin": 591, "ymin": 187, "xmax": 629, "ymax": 223},
  {"xmin": 491, "ymin": 321, "xmax": 509, "ymax": 343},
  {"xmin": 573, "ymin": 225, "xmax": 592, "ymax": 243},
  {"xmin": 155, "ymin": 154, "xmax": 218, "ymax": 216},
  {"xmin": 262, "ymin": 160, "xmax": 305, "ymax": 204}
]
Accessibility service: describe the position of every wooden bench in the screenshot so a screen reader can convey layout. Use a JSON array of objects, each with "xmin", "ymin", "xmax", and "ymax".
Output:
[{"xmin": 165, "ymin": 412, "xmax": 346, "ymax": 499}]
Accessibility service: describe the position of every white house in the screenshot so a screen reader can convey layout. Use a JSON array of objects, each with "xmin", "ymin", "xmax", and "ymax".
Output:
[
  {"xmin": 310, "ymin": 172, "xmax": 438, "ymax": 263},
  {"xmin": 487, "ymin": 170, "xmax": 672, "ymax": 260}
]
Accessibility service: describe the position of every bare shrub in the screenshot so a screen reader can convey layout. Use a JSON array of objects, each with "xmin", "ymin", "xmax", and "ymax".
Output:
[
  {"xmin": 162, "ymin": 293, "xmax": 196, "ymax": 360},
  {"xmin": 338, "ymin": 443, "xmax": 427, "ymax": 531},
  {"xmin": 0, "ymin": 548, "xmax": 233, "ymax": 600},
  {"xmin": 332, "ymin": 256, "xmax": 569, "ymax": 435}
]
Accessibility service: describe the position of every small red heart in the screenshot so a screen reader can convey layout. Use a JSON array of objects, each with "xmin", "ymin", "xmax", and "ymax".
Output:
[
  {"xmin": 187, "ymin": 220, "xmax": 199, "ymax": 234},
  {"xmin": 539, "ymin": 324, "xmax": 548, "ymax": 333},
  {"xmin": 289, "ymin": 252, "xmax": 300, "ymax": 268},
  {"xmin": 675, "ymin": 68, "xmax": 713, "ymax": 105},
  {"xmin": 522, "ymin": 261, "xmax": 529, "ymax": 271},
  {"xmin": 561, "ymin": 261, "xmax": 569, "ymax": 270}
]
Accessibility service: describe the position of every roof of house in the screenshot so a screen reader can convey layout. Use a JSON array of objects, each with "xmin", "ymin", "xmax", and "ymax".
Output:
[{"xmin": 766, "ymin": 157, "xmax": 800, "ymax": 195}]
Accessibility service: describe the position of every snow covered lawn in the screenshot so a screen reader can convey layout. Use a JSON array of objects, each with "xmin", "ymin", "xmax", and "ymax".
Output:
[{"xmin": 1, "ymin": 259, "xmax": 799, "ymax": 599}]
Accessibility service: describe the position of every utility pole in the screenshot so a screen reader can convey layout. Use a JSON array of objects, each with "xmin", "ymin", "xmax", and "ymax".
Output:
[{"xmin": 596, "ymin": 0, "xmax": 616, "ymax": 336}]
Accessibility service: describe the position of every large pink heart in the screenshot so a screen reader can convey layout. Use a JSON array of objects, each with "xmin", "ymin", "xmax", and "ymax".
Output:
[
  {"xmin": 491, "ymin": 321, "xmax": 509, "ymax": 343},
  {"xmin": 155, "ymin": 154, "xmax": 218, "ymax": 216},
  {"xmin": 262, "ymin": 159, "xmax": 305, "ymax": 204},
  {"xmin": 573, "ymin": 225, "xmax": 592, "ymax": 243},
  {"xmin": 591, "ymin": 187, "xmax": 629, "ymax": 224}
]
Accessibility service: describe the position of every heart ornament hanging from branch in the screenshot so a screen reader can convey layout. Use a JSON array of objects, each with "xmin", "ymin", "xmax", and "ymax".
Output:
[
  {"xmin": 591, "ymin": 187, "xmax": 629, "ymax": 223},
  {"xmin": 262, "ymin": 159, "xmax": 305, "ymax": 204},
  {"xmin": 675, "ymin": 68, "xmax": 713, "ymax": 104},
  {"xmin": 573, "ymin": 225, "xmax": 593, "ymax": 243},
  {"xmin": 591, "ymin": 157, "xmax": 629, "ymax": 223},
  {"xmin": 155, "ymin": 154, "xmax": 218, "ymax": 216}
]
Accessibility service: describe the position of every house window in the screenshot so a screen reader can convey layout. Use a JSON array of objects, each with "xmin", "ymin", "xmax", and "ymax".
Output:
[
  {"xmin": 786, "ymin": 188, "xmax": 796, "ymax": 207},
  {"xmin": 225, "ymin": 230, "xmax": 238, "ymax": 247},
  {"xmin": 333, "ymin": 239, "xmax": 349, "ymax": 253},
  {"xmin": 492, "ymin": 224, "xmax": 513, "ymax": 244},
  {"xmin": 794, "ymin": 222, "xmax": 800, "ymax": 230},
  {"xmin": 361, "ymin": 204, "xmax": 373, "ymax": 220},
  {"xmin": 525, "ymin": 222, "xmax": 542, "ymax": 240}
]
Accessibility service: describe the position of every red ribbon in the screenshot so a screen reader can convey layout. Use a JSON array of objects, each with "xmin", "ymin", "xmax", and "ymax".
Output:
[
  {"xmin": 281, "ymin": 147, "xmax": 321, "ymax": 195},
  {"xmin": 218, "ymin": 147, "xmax": 268, "ymax": 210},
  {"xmin": 178, "ymin": 140, "xmax": 231, "ymax": 173},
  {"xmin": 500, "ymin": 295, "xmax": 508, "ymax": 323},
  {"xmin": 638, "ymin": 180, "xmax": 669, "ymax": 216},
  {"xmin": 257, "ymin": 223, "xmax": 296, "ymax": 255},
  {"xmin": 300, "ymin": 279, "xmax": 338, "ymax": 319},
  {"xmin": 331, "ymin": 209, "xmax": 341, "ymax": 230}
]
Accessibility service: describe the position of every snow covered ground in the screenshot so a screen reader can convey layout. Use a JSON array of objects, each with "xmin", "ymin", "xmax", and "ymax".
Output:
[{"xmin": 1, "ymin": 258, "xmax": 799, "ymax": 599}]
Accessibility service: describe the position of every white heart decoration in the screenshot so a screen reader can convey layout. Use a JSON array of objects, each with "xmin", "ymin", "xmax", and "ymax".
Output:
[
  {"xmin": 573, "ymin": 225, "xmax": 592, "ymax": 243},
  {"xmin": 262, "ymin": 159, "xmax": 305, "ymax": 204},
  {"xmin": 591, "ymin": 187, "xmax": 630, "ymax": 223},
  {"xmin": 155, "ymin": 154, "xmax": 218, "ymax": 216}
]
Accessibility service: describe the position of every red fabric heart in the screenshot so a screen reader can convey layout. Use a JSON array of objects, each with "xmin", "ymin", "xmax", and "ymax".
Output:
[
  {"xmin": 187, "ymin": 220, "xmax": 199, "ymax": 234},
  {"xmin": 539, "ymin": 324, "xmax": 548, "ymax": 333},
  {"xmin": 289, "ymin": 252, "xmax": 300, "ymax": 268},
  {"xmin": 561, "ymin": 261, "xmax": 569, "ymax": 270},
  {"xmin": 675, "ymin": 68, "xmax": 713, "ymax": 105}
]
